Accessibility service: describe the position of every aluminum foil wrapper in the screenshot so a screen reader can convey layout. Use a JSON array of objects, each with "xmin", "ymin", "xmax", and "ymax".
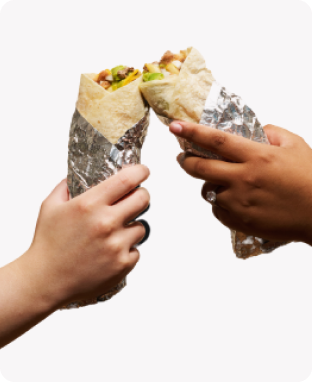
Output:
[
  {"xmin": 65, "ymin": 108, "xmax": 149, "ymax": 309},
  {"xmin": 158, "ymin": 82, "xmax": 287, "ymax": 259}
]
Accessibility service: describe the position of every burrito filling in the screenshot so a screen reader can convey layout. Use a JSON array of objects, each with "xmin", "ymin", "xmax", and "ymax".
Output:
[
  {"xmin": 143, "ymin": 48, "xmax": 192, "ymax": 82},
  {"xmin": 94, "ymin": 66, "xmax": 141, "ymax": 92}
]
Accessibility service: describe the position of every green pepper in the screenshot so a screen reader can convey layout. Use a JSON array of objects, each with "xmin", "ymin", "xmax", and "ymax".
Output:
[
  {"xmin": 111, "ymin": 65, "xmax": 126, "ymax": 81},
  {"xmin": 142, "ymin": 73, "xmax": 151, "ymax": 82},
  {"xmin": 111, "ymin": 81, "xmax": 119, "ymax": 91},
  {"xmin": 143, "ymin": 72, "xmax": 164, "ymax": 82},
  {"xmin": 117, "ymin": 80, "xmax": 124, "ymax": 88}
]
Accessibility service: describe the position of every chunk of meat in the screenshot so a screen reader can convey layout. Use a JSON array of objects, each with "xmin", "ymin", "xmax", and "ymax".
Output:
[
  {"xmin": 97, "ymin": 69, "xmax": 111, "ymax": 83},
  {"xmin": 100, "ymin": 81, "xmax": 111, "ymax": 89},
  {"xmin": 117, "ymin": 67, "xmax": 134, "ymax": 79},
  {"xmin": 160, "ymin": 50, "xmax": 176, "ymax": 65},
  {"xmin": 160, "ymin": 48, "xmax": 190, "ymax": 66}
]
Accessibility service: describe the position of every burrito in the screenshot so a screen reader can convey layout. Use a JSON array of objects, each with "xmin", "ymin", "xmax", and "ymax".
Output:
[
  {"xmin": 140, "ymin": 48, "xmax": 286, "ymax": 259},
  {"xmin": 77, "ymin": 65, "xmax": 145, "ymax": 144},
  {"xmin": 66, "ymin": 65, "xmax": 149, "ymax": 308},
  {"xmin": 139, "ymin": 47, "xmax": 215, "ymax": 123}
]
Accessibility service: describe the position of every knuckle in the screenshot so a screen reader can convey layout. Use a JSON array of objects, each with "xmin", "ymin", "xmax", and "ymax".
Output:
[
  {"xmin": 76, "ymin": 199, "xmax": 94, "ymax": 214},
  {"xmin": 109, "ymin": 238, "xmax": 124, "ymax": 255},
  {"xmin": 212, "ymin": 132, "xmax": 226, "ymax": 148},
  {"xmin": 231, "ymin": 193, "xmax": 254, "ymax": 213},
  {"xmin": 117, "ymin": 252, "xmax": 134, "ymax": 271},
  {"xmin": 97, "ymin": 217, "xmax": 116, "ymax": 237},
  {"xmin": 240, "ymin": 199, "xmax": 252, "ymax": 208},
  {"xmin": 243, "ymin": 173, "xmax": 262, "ymax": 189},
  {"xmin": 257, "ymin": 150, "xmax": 275, "ymax": 165}
]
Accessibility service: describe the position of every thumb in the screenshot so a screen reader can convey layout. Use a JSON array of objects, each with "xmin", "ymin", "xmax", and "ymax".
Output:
[
  {"xmin": 264, "ymin": 124, "xmax": 295, "ymax": 147},
  {"xmin": 45, "ymin": 179, "xmax": 69, "ymax": 206}
]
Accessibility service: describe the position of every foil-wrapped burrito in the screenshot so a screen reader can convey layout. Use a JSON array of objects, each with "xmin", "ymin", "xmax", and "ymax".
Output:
[
  {"xmin": 140, "ymin": 47, "xmax": 287, "ymax": 259},
  {"xmin": 66, "ymin": 67, "xmax": 149, "ymax": 309}
]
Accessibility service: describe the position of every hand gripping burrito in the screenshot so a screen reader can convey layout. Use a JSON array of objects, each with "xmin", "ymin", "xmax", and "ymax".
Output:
[
  {"xmin": 66, "ymin": 66, "xmax": 149, "ymax": 309},
  {"xmin": 140, "ymin": 47, "xmax": 288, "ymax": 259}
]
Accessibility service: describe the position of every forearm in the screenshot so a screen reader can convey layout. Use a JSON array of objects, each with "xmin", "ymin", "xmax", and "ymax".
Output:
[{"xmin": 0, "ymin": 251, "xmax": 58, "ymax": 349}]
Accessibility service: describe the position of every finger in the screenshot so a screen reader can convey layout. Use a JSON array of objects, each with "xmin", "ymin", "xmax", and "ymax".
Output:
[
  {"xmin": 212, "ymin": 205, "xmax": 255, "ymax": 235},
  {"xmin": 170, "ymin": 121, "xmax": 268, "ymax": 162},
  {"xmin": 128, "ymin": 248, "xmax": 140, "ymax": 268},
  {"xmin": 135, "ymin": 204, "xmax": 150, "ymax": 220},
  {"xmin": 212, "ymin": 205, "xmax": 236, "ymax": 230},
  {"xmin": 201, "ymin": 181, "xmax": 222, "ymax": 195},
  {"xmin": 118, "ymin": 247, "xmax": 141, "ymax": 276},
  {"xmin": 263, "ymin": 124, "xmax": 301, "ymax": 148},
  {"xmin": 114, "ymin": 188, "xmax": 150, "ymax": 224},
  {"xmin": 136, "ymin": 220, "xmax": 150, "ymax": 245},
  {"xmin": 201, "ymin": 182, "xmax": 228, "ymax": 209},
  {"xmin": 87, "ymin": 165, "xmax": 150, "ymax": 206},
  {"xmin": 124, "ymin": 220, "xmax": 149, "ymax": 248},
  {"xmin": 45, "ymin": 179, "xmax": 69, "ymax": 206},
  {"xmin": 180, "ymin": 155, "xmax": 242, "ymax": 186}
]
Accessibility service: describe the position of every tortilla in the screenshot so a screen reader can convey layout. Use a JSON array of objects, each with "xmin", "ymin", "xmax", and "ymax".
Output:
[
  {"xmin": 76, "ymin": 73, "xmax": 146, "ymax": 144},
  {"xmin": 139, "ymin": 47, "xmax": 215, "ymax": 123},
  {"xmin": 139, "ymin": 75, "xmax": 178, "ymax": 118}
]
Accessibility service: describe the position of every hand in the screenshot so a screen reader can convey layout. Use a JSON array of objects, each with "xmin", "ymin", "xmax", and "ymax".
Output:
[
  {"xmin": 21, "ymin": 165, "xmax": 150, "ymax": 308},
  {"xmin": 169, "ymin": 121, "xmax": 312, "ymax": 245}
]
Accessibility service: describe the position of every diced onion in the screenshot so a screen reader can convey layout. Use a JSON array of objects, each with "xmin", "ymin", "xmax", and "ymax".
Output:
[
  {"xmin": 105, "ymin": 74, "xmax": 113, "ymax": 82},
  {"xmin": 161, "ymin": 69, "xmax": 171, "ymax": 77},
  {"xmin": 172, "ymin": 60, "xmax": 182, "ymax": 69}
]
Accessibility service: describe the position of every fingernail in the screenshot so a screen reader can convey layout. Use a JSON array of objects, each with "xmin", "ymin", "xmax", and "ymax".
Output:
[
  {"xmin": 136, "ymin": 219, "xmax": 150, "ymax": 246},
  {"xmin": 170, "ymin": 122, "xmax": 182, "ymax": 134}
]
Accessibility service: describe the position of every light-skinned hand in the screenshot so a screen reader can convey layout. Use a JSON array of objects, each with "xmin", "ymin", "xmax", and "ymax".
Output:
[
  {"xmin": 0, "ymin": 165, "xmax": 150, "ymax": 347},
  {"xmin": 28, "ymin": 165, "xmax": 150, "ymax": 306}
]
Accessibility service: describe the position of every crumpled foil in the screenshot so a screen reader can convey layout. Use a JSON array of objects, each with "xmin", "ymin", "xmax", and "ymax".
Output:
[
  {"xmin": 158, "ymin": 81, "xmax": 287, "ymax": 259},
  {"xmin": 65, "ymin": 108, "xmax": 149, "ymax": 309}
]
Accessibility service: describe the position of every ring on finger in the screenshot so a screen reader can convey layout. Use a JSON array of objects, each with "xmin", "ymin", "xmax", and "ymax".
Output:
[{"xmin": 205, "ymin": 190, "xmax": 218, "ymax": 207}]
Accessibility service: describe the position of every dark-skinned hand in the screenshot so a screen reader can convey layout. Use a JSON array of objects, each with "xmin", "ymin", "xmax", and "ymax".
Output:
[{"xmin": 170, "ymin": 121, "xmax": 312, "ymax": 245}]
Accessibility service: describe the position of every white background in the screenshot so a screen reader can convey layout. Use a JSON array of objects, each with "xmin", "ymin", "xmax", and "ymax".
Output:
[{"xmin": 0, "ymin": 0, "xmax": 312, "ymax": 381}]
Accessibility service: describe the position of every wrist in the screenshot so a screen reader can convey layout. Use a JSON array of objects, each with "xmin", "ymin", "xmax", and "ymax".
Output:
[
  {"xmin": 0, "ymin": 253, "xmax": 60, "ymax": 348},
  {"xmin": 16, "ymin": 247, "xmax": 65, "ymax": 312}
]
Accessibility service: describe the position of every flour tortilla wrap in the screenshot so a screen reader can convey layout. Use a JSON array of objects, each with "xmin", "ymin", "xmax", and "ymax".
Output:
[
  {"xmin": 139, "ymin": 47, "xmax": 215, "ymax": 122},
  {"xmin": 140, "ymin": 48, "xmax": 285, "ymax": 259},
  {"xmin": 77, "ymin": 73, "xmax": 146, "ymax": 144},
  {"xmin": 65, "ymin": 71, "xmax": 149, "ymax": 309}
]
